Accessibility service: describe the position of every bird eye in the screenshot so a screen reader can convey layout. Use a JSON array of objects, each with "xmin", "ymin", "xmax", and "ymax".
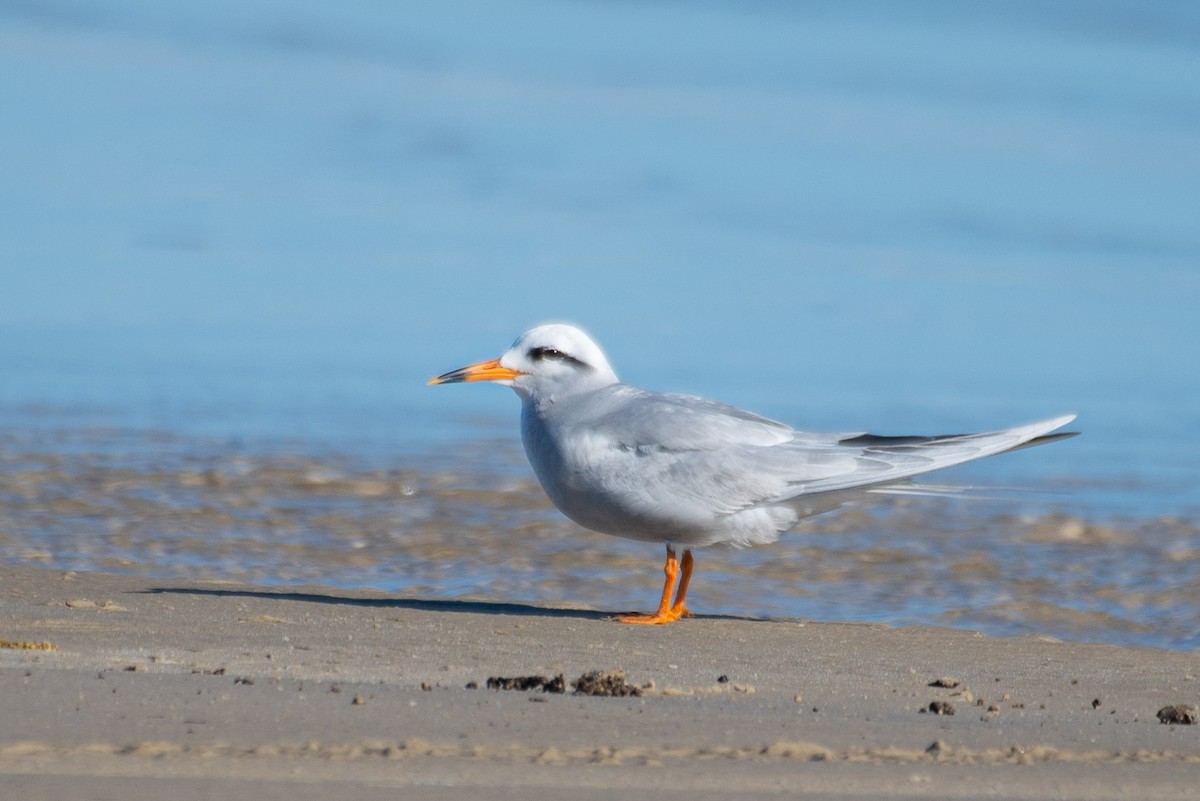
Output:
[
  {"xmin": 527, "ymin": 346, "xmax": 591, "ymax": 371},
  {"xmin": 529, "ymin": 347, "xmax": 566, "ymax": 362}
]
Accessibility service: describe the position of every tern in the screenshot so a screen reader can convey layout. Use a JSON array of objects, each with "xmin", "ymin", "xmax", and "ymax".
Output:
[{"xmin": 430, "ymin": 324, "xmax": 1076, "ymax": 624}]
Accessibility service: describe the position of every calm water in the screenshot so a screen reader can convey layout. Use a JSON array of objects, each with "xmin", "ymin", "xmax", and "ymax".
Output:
[{"xmin": 2, "ymin": 1, "xmax": 1198, "ymax": 649}]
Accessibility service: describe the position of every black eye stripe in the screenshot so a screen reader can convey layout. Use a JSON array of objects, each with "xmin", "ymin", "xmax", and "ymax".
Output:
[{"xmin": 528, "ymin": 346, "xmax": 590, "ymax": 370}]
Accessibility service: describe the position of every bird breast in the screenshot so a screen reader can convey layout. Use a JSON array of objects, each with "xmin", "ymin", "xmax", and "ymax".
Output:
[{"xmin": 518, "ymin": 400, "xmax": 796, "ymax": 547}]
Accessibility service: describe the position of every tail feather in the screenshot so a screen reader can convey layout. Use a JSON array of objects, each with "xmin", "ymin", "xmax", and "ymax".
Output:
[{"xmin": 867, "ymin": 482, "xmax": 1069, "ymax": 502}]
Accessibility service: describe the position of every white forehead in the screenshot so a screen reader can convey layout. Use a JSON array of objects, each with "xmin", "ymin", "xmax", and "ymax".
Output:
[{"xmin": 509, "ymin": 324, "xmax": 605, "ymax": 359}]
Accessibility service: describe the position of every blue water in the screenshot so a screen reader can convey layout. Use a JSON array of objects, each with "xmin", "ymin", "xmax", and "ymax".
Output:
[{"xmin": 2, "ymin": 1, "xmax": 1199, "ymax": 646}]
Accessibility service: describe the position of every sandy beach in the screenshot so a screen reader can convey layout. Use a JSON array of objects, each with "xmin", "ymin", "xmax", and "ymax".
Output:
[
  {"xmin": 4, "ymin": 2, "xmax": 1198, "ymax": 798},
  {"xmin": 2, "ymin": 565, "xmax": 1197, "ymax": 799}
]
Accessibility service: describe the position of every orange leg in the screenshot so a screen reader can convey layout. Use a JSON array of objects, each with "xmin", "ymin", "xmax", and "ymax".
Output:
[
  {"xmin": 671, "ymin": 548, "xmax": 694, "ymax": 618},
  {"xmin": 618, "ymin": 545, "xmax": 695, "ymax": 625}
]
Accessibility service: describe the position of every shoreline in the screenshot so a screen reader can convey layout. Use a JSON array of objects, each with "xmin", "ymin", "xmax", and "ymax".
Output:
[{"xmin": 2, "ymin": 564, "xmax": 1198, "ymax": 799}]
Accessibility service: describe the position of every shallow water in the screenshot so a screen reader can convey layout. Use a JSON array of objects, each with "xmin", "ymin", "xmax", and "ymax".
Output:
[
  {"xmin": 2, "ymin": 2, "xmax": 1199, "ymax": 649},
  {"xmin": 2, "ymin": 423, "xmax": 1197, "ymax": 651}
]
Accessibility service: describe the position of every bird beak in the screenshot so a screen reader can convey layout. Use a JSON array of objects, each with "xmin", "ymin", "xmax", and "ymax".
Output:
[{"xmin": 428, "ymin": 357, "xmax": 523, "ymax": 385}]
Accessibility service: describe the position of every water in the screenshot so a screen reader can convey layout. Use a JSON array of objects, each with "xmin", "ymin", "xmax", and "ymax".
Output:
[{"xmin": 2, "ymin": 1, "xmax": 1198, "ymax": 649}]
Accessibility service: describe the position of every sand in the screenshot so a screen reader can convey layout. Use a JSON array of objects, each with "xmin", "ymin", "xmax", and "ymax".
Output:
[{"xmin": 2, "ymin": 565, "xmax": 1197, "ymax": 800}]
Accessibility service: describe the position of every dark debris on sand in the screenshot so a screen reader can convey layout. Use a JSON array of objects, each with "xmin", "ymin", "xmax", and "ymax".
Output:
[
  {"xmin": 1156, "ymin": 704, "xmax": 1198, "ymax": 725},
  {"xmin": 486, "ymin": 675, "xmax": 566, "ymax": 693},
  {"xmin": 924, "ymin": 700, "xmax": 956, "ymax": 716},
  {"xmin": 928, "ymin": 677, "xmax": 960, "ymax": 689},
  {"xmin": 571, "ymin": 669, "xmax": 642, "ymax": 698},
  {"xmin": 482, "ymin": 670, "xmax": 641, "ymax": 697}
]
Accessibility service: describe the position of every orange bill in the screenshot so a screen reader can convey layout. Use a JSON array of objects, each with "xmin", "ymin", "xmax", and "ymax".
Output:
[{"xmin": 428, "ymin": 358, "xmax": 522, "ymax": 385}]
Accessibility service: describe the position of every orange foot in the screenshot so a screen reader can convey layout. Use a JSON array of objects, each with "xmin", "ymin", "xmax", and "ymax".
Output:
[{"xmin": 617, "ymin": 606, "xmax": 692, "ymax": 625}]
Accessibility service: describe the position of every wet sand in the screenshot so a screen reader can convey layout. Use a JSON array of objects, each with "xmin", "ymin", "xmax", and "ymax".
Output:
[{"xmin": 2, "ymin": 565, "xmax": 1198, "ymax": 799}]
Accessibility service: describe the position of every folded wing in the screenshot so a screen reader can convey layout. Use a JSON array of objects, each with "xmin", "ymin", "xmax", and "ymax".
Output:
[
  {"xmin": 769, "ymin": 413, "xmax": 1078, "ymax": 503},
  {"xmin": 576, "ymin": 385, "xmax": 1075, "ymax": 521}
]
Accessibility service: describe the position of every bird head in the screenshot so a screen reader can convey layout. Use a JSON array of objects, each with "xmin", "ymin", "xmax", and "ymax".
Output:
[{"xmin": 428, "ymin": 323, "xmax": 619, "ymax": 402}]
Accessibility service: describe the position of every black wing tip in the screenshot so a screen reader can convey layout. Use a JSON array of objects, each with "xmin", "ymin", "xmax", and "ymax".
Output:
[
  {"xmin": 837, "ymin": 433, "xmax": 962, "ymax": 447},
  {"xmin": 1023, "ymin": 430, "xmax": 1080, "ymax": 447},
  {"xmin": 839, "ymin": 428, "xmax": 1080, "ymax": 452}
]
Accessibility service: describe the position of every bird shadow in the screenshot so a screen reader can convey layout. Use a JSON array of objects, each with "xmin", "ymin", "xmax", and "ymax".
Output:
[{"xmin": 139, "ymin": 586, "xmax": 763, "ymax": 623}]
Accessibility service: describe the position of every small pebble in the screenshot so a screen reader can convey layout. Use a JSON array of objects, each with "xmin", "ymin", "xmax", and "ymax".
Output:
[{"xmin": 928, "ymin": 700, "xmax": 956, "ymax": 716}]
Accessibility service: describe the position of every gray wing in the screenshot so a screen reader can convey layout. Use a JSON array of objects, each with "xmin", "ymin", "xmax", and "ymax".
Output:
[
  {"xmin": 573, "ymin": 388, "xmax": 1075, "ymax": 518},
  {"xmin": 581, "ymin": 386, "xmax": 850, "ymax": 451}
]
